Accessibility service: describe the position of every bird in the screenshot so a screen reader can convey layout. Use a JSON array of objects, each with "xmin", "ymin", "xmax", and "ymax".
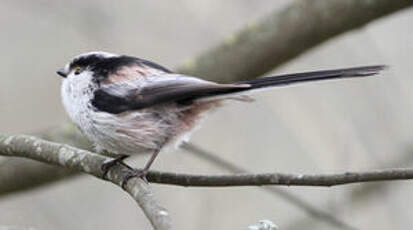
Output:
[{"xmin": 57, "ymin": 51, "xmax": 386, "ymax": 186}]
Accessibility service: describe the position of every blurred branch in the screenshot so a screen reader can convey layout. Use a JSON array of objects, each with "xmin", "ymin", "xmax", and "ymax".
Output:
[
  {"xmin": 0, "ymin": 158, "xmax": 79, "ymax": 195},
  {"xmin": 282, "ymin": 149, "xmax": 413, "ymax": 230},
  {"xmin": 0, "ymin": 125, "xmax": 89, "ymax": 196},
  {"xmin": 179, "ymin": 0, "xmax": 413, "ymax": 82},
  {"xmin": 350, "ymin": 146, "xmax": 413, "ymax": 201},
  {"xmin": 181, "ymin": 143, "xmax": 356, "ymax": 230},
  {"xmin": 0, "ymin": 134, "xmax": 171, "ymax": 230}
]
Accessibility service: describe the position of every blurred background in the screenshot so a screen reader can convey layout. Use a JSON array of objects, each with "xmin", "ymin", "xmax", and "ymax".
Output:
[{"xmin": 1, "ymin": 1, "xmax": 413, "ymax": 229}]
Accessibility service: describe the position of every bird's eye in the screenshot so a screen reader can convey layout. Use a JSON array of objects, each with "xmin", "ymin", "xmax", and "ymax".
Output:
[{"xmin": 73, "ymin": 66, "xmax": 83, "ymax": 75}]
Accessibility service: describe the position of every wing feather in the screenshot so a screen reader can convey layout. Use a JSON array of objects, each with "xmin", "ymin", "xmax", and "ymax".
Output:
[{"xmin": 92, "ymin": 74, "xmax": 249, "ymax": 114}]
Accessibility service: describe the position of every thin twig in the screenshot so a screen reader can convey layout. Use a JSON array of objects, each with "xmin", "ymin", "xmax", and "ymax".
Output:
[
  {"xmin": 0, "ymin": 134, "xmax": 171, "ymax": 230},
  {"xmin": 147, "ymin": 168, "xmax": 413, "ymax": 187}
]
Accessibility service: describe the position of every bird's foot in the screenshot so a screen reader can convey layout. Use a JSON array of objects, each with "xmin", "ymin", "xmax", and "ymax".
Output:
[
  {"xmin": 121, "ymin": 169, "xmax": 148, "ymax": 189},
  {"xmin": 101, "ymin": 155, "xmax": 130, "ymax": 179}
]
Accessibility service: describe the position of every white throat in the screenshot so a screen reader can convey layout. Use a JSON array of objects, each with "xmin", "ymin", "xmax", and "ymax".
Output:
[{"xmin": 61, "ymin": 71, "xmax": 97, "ymax": 128}]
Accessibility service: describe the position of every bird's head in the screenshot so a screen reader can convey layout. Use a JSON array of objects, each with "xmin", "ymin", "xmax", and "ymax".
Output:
[{"xmin": 56, "ymin": 51, "xmax": 119, "ymax": 79}]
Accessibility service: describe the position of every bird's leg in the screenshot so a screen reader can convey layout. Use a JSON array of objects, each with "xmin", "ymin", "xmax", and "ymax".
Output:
[
  {"xmin": 101, "ymin": 154, "xmax": 130, "ymax": 179},
  {"xmin": 121, "ymin": 148, "xmax": 161, "ymax": 189}
]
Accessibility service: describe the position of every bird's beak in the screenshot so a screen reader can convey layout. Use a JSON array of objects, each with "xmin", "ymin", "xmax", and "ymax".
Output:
[{"xmin": 57, "ymin": 68, "xmax": 67, "ymax": 78}]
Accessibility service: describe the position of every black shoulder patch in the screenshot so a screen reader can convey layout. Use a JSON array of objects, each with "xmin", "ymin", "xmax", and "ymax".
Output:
[{"xmin": 92, "ymin": 89, "xmax": 136, "ymax": 114}]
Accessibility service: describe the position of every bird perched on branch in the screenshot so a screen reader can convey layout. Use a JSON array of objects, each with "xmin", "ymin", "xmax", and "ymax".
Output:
[{"xmin": 57, "ymin": 51, "xmax": 386, "ymax": 186}]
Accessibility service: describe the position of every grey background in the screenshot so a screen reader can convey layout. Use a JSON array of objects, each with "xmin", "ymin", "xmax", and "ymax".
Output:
[{"xmin": 1, "ymin": 1, "xmax": 413, "ymax": 229}]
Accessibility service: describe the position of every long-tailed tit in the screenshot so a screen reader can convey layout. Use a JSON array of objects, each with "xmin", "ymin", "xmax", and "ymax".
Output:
[{"xmin": 57, "ymin": 51, "xmax": 385, "ymax": 186}]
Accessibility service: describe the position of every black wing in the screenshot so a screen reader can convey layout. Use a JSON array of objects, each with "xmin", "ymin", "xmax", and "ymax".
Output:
[{"xmin": 92, "ymin": 74, "xmax": 249, "ymax": 114}]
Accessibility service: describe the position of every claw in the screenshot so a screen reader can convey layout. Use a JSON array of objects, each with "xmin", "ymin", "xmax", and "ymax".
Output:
[
  {"xmin": 101, "ymin": 155, "xmax": 130, "ymax": 179},
  {"xmin": 102, "ymin": 149, "xmax": 160, "ymax": 188},
  {"xmin": 121, "ymin": 169, "xmax": 148, "ymax": 189}
]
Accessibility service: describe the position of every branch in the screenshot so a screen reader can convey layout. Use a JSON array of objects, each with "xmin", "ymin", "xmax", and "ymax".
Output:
[
  {"xmin": 147, "ymin": 168, "xmax": 413, "ymax": 187},
  {"xmin": 0, "ymin": 134, "xmax": 171, "ymax": 230},
  {"xmin": 179, "ymin": 0, "xmax": 413, "ymax": 82},
  {"xmin": 3, "ymin": 134, "xmax": 413, "ymax": 188}
]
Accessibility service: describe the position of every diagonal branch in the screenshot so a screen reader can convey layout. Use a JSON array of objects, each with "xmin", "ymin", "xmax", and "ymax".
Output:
[{"xmin": 0, "ymin": 134, "xmax": 171, "ymax": 230}]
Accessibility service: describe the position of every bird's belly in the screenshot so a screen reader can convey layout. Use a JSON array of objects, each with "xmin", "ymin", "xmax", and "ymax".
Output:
[{"xmin": 86, "ymin": 109, "xmax": 178, "ymax": 156}]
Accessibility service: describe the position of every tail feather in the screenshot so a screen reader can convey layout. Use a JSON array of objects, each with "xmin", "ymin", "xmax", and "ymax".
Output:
[
  {"xmin": 235, "ymin": 65, "xmax": 386, "ymax": 90},
  {"xmin": 193, "ymin": 65, "xmax": 386, "ymax": 103}
]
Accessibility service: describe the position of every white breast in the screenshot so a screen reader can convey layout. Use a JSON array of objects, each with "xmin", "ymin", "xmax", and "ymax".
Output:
[{"xmin": 61, "ymin": 71, "xmax": 97, "ymax": 136}]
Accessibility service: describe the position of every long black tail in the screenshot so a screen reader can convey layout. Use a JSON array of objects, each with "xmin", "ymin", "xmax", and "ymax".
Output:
[
  {"xmin": 234, "ymin": 65, "xmax": 386, "ymax": 90},
  {"xmin": 184, "ymin": 65, "xmax": 386, "ymax": 103}
]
